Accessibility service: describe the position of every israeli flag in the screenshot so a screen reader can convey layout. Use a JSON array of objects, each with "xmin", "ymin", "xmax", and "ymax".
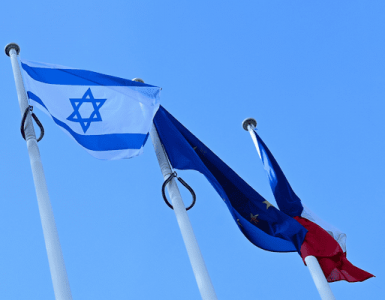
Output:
[{"xmin": 20, "ymin": 60, "xmax": 161, "ymax": 160}]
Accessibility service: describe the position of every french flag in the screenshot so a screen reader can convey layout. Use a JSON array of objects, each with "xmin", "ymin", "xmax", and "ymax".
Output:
[{"xmin": 254, "ymin": 130, "xmax": 373, "ymax": 283}]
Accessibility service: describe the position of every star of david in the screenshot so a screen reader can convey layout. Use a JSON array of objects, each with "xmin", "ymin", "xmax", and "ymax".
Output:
[{"xmin": 67, "ymin": 88, "xmax": 106, "ymax": 133}]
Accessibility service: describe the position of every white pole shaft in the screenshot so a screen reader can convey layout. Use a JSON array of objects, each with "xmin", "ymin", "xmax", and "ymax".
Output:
[
  {"xmin": 8, "ymin": 47, "xmax": 72, "ymax": 300},
  {"xmin": 305, "ymin": 256, "xmax": 336, "ymax": 300},
  {"xmin": 150, "ymin": 125, "xmax": 218, "ymax": 300},
  {"xmin": 245, "ymin": 124, "xmax": 336, "ymax": 300},
  {"xmin": 246, "ymin": 124, "xmax": 261, "ymax": 159}
]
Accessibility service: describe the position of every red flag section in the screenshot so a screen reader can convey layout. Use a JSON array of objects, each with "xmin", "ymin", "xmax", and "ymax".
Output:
[{"xmin": 294, "ymin": 216, "xmax": 374, "ymax": 282}]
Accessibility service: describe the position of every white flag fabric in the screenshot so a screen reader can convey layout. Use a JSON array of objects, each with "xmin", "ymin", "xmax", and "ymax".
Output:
[
  {"xmin": 301, "ymin": 204, "xmax": 347, "ymax": 252},
  {"xmin": 20, "ymin": 59, "xmax": 160, "ymax": 160}
]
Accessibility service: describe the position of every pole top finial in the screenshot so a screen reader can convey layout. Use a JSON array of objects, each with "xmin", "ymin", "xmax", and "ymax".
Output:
[
  {"xmin": 5, "ymin": 43, "xmax": 20, "ymax": 57},
  {"xmin": 132, "ymin": 78, "xmax": 144, "ymax": 83},
  {"xmin": 242, "ymin": 118, "xmax": 257, "ymax": 131}
]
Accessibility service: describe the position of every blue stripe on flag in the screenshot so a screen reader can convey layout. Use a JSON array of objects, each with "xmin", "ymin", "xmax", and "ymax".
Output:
[
  {"xmin": 28, "ymin": 91, "xmax": 48, "ymax": 110},
  {"xmin": 27, "ymin": 92, "xmax": 148, "ymax": 151},
  {"xmin": 22, "ymin": 62, "xmax": 157, "ymax": 87}
]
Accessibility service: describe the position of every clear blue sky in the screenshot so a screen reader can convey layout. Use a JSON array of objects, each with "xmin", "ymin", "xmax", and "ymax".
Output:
[{"xmin": 1, "ymin": 1, "xmax": 384, "ymax": 299}]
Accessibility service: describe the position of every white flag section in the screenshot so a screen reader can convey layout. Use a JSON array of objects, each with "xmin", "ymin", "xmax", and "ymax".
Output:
[
  {"xmin": 301, "ymin": 204, "xmax": 347, "ymax": 252},
  {"xmin": 20, "ymin": 59, "xmax": 161, "ymax": 160}
]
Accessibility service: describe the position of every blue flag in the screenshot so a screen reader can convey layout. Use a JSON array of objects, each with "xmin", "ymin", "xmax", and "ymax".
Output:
[
  {"xmin": 21, "ymin": 60, "xmax": 161, "ymax": 160},
  {"xmin": 253, "ymin": 131, "xmax": 303, "ymax": 217},
  {"xmin": 153, "ymin": 106, "xmax": 307, "ymax": 252}
]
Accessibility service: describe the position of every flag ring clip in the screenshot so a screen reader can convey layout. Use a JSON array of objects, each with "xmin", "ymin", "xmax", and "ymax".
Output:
[
  {"xmin": 21, "ymin": 106, "xmax": 44, "ymax": 142},
  {"xmin": 162, "ymin": 172, "xmax": 196, "ymax": 211}
]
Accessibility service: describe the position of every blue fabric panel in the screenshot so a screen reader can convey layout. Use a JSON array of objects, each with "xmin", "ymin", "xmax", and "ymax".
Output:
[
  {"xmin": 255, "ymin": 131, "xmax": 304, "ymax": 217},
  {"xmin": 154, "ymin": 106, "xmax": 307, "ymax": 253},
  {"xmin": 22, "ymin": 63, "xmax": 157, "ymax": 87}
]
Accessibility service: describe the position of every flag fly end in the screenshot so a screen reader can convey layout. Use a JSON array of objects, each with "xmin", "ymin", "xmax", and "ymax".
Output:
[
  {"xmin": 242, "ymin": 117, "xmax": 257, "ymax": 131},
  {"xmin": 5, "ymin": 43, "xmax": 20, "ymax": 56}
]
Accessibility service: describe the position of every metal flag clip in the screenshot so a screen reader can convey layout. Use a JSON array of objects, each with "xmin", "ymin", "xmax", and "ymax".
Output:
[
  {"xmin": 162, "ymin": 171, "xmax": 196, "ymax": 211},
  {"xmin": 20, "ymin": 105, "xmax": 44, "ymax": 142}
]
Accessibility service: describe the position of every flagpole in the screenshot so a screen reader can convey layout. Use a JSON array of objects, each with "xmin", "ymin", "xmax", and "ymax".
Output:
[
  {"xmin": 5, "ymin": 43, "xmax": 73, "ymax": 300},
  {"xmin": 242, "ymin": 117, "xmax": 336, "ymax": 300},
  {"xmin": 148, "ymin": 119, "xmax": 218, "ymax": 300},
  {"xmin": 304, "ymin": 256, "xmax": 336, "ymax": 300}
]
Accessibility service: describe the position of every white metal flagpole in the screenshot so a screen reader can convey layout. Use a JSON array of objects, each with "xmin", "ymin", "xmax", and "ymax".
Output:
[
  {"xmin": 242, "ymin": 117, "xmax": 336, "ymax": 300},
  {"xmin": 149, "ymin": 124, "xmax": 218, "ymax": 300},
  {"xmin": 5, "ymin": 43, "xmax": 73, "ymax": 300},
  {"xmin": 141, "ymin": 87, "xmax": 217, "ymax": 299},
  {"xmin": 305, "ymin": 256, "xmax": 336, "ymax": 300}
]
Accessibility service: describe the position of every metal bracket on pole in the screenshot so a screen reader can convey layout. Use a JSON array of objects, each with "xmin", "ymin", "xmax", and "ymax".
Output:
[
  {"xmin": 161, "ymin": 172, "xmax": 196, "ymax": 211},
  {"xmin": 21, "ymin": 106, "xmax": 45, "ymax": 142}
]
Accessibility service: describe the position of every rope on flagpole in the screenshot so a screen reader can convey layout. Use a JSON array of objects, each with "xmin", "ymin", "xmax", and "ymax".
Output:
[
  {"xmin": 21, "ymin": 106, "xmax": 44, "ymax": 142},
  {"xmin": 162, "ymin": 172, "xmax": 196, "ymax": 211}
]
